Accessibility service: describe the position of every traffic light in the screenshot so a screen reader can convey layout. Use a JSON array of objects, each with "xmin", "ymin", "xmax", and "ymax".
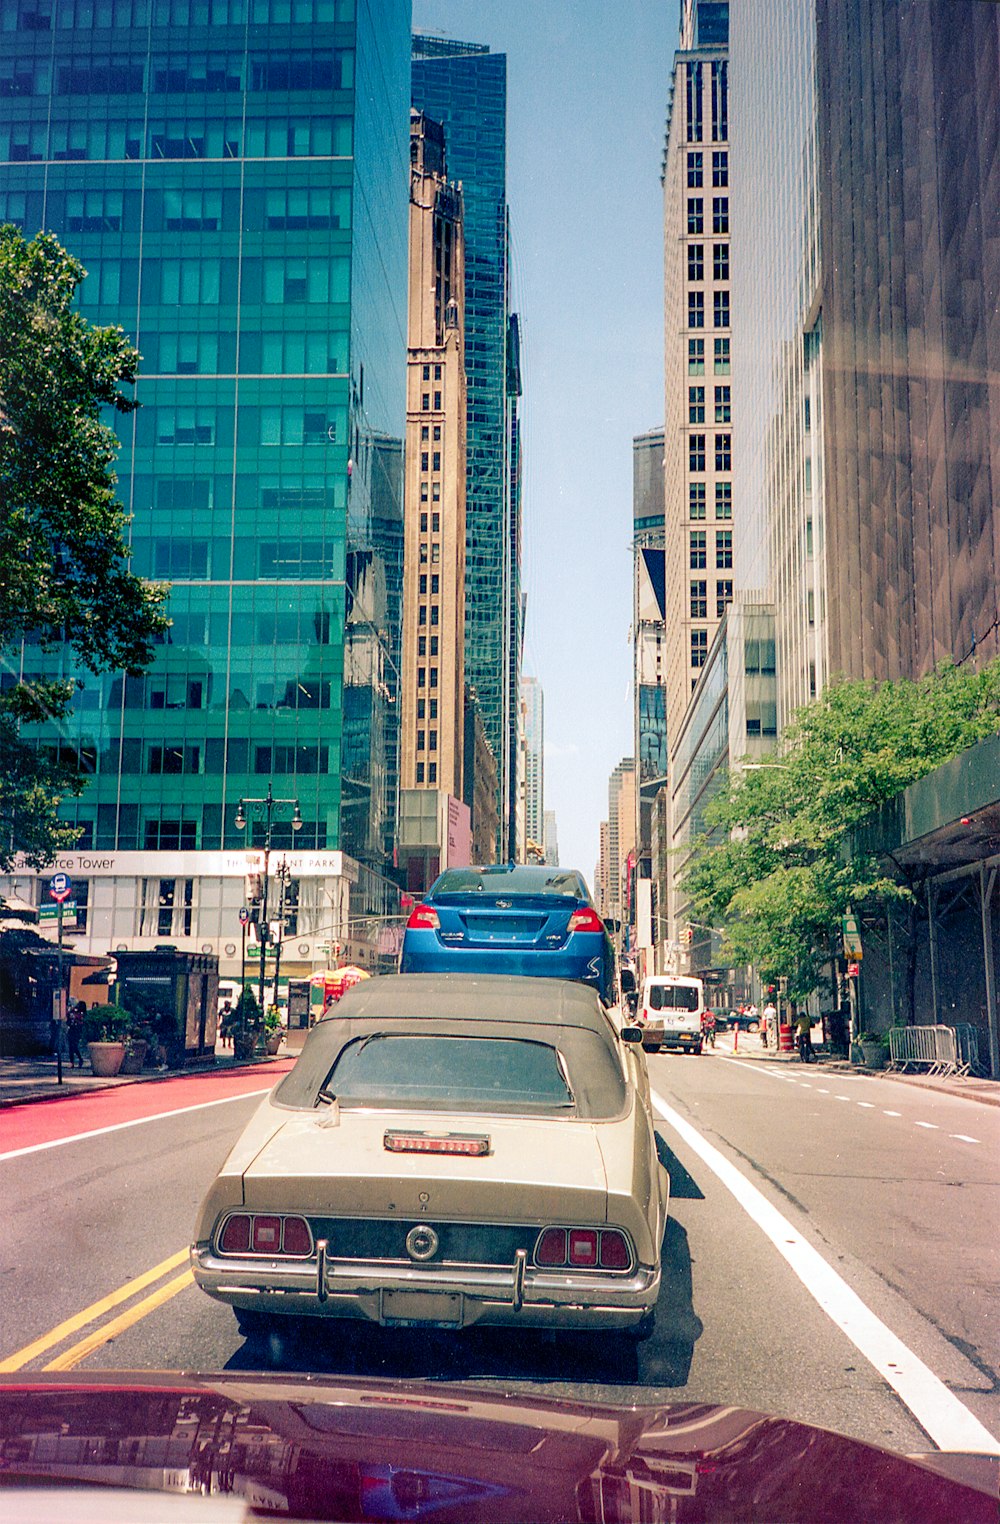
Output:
[{"xmin": 682, "ymin": 925, "xmax": 693, "ymax": 945}]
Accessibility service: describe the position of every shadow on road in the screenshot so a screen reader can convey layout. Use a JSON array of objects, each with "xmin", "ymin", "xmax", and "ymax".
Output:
[
  {"xmin": 656, "ymin": 1135, "xmax": 705, "ymax": 1199},
  {"xmin": 637, "ymin": 1216, "xmax": 703, "ymax": 1386}
]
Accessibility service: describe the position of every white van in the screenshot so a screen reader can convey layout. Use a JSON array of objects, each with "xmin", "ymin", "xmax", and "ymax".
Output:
[{"xmin": 638, "ymin": 974, "xmax": 705, "ymax": 1054}]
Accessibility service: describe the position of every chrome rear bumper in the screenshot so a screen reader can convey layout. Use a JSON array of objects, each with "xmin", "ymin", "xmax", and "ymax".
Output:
[{"xmin": 191, "ymin": 1243, "xmax": 660, "ymax": 1331}]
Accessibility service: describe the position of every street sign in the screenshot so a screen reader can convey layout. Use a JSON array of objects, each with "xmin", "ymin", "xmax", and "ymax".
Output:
[
  {"xmin": 847, "ymin": 961, "xmax": 860, "ymax": 977},
  {"xmin": 239, "ymin": 907, "xmax": 250, "ymax": 925},
  {"xmin": 40, "ymin": 901, "xmax": 77, "ymax": 927},
  {"xmin": 842, "ymin": 912, "xmax": 863, "ymax": 958},
  {"xmin": 49, "ymin": 872, "xmax": 72, "ymax": 903}
]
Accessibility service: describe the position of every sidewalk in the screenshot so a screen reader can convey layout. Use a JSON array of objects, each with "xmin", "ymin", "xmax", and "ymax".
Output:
[
  {"xmin": 0, "ymin": 1031, "xmax": 306, "ymax": 1110},
  {"xmin": 711, "ymin": 1030, "xmax": 1000, "ymax": 1108}
]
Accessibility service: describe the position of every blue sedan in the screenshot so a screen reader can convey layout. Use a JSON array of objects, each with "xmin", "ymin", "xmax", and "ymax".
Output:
[{"xmin": 399, "ymin": 866, "xmax": 617, "ymax": 1004}]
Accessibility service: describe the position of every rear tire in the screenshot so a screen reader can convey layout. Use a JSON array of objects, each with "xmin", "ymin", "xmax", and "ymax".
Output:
[
  {"xmin": 234, "ymin": 1308, "xmax": 270, "ymax": 1340},
  {"xmin": 625, "ymin": 1307, "xmax": 657, "ymax": 1342},
  {"xmin": 692, "ymin": 1043, "xmax": 703, "ymax": 1055}
]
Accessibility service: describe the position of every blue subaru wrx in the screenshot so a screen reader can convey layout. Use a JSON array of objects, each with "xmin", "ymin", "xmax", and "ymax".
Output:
[{"xmin": 399, "ymin": 865, "xmax": 617, "ymax": 1004}]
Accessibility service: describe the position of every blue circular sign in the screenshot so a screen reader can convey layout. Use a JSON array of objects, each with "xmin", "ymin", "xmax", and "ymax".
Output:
[
  {"xmin": 49, "ymin": 872, "xmax": 71, "ymax": 899},
  {"xmin": 239, "ymin": 907, "xmax": 250, "ymax": 925}
]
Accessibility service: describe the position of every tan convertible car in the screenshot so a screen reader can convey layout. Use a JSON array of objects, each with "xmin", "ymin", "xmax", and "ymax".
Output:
[{"xmin": 191, "ymin": 974, "xmax": 669, "ymax": 1340}]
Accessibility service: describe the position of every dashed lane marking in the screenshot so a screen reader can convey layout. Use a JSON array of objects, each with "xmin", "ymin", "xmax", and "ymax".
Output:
[
  {"xmin": 857, "ymin": 1101, "xmax": 875, "ymax": 1108},
  {"xmin": 951, "ymin": 1134, "xmax": 980, "ymax": 1144},
  {"xmin": 651, "ymin": 1088, "xmax": 1000, "ymax": 1455},
  {"xmin": 914, "ymin": 1121, "xmax": 938, "ymax": 1130},
  {"xmin": 884, "ymin": 1110, "xmax": 902, "ymax": 1116}
]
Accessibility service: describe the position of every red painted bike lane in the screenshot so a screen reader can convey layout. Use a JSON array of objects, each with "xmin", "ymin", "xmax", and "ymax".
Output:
[{"xmin": 0, "ymin": 1060, "xmax": 296, "ymax": 1159}]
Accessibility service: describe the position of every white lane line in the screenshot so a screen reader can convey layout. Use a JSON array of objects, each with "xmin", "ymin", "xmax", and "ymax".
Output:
[
  {"xmin": 914, "ymin": 1121, "xmax": 939, "ymax": 1130},
  {"xmin": 884, "ymin": 1110, "xmax": 902, "ymax": 1117},
  {"xmin": 834, "ymin": 1095, "xmax": 852, "ymax": 1101},
  {"xmin": 817, "ymin": 1088, "xmax": 830, "ymax": 1093},
  {"xmin": 0, "ymin": 1088, "xmax": 273, "ymax": 1163},
  {"xmin": 651, "ymin": 1088, "xmax": 1000, "ymax": 1455},
  {"xmin": 857, "ymin": 1102, "xmax": 875, "ymax": 1108},
  {"xmin": 950, "ymin": 1135, "xmax": 979, "ymax": 1144},
  {"xmin": 715, "ymin": 1058, "xmax": 799, "ymax": 1084}
]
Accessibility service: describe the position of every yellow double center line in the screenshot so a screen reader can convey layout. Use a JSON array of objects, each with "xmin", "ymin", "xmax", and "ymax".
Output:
[{"xmin": 0, "ymin": 1248, "xmax": 194, "ymax": 1373}]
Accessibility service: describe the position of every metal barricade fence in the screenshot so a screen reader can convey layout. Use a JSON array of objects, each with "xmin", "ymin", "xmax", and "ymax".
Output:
[{"xmin": 887, "ymin": 1024, "xmax": 982, "ymax": 1076}]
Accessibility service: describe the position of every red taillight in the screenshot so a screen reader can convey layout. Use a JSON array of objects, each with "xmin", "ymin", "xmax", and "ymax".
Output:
[
  {"xmin": 599, "ymin": 1230, "xmax": 631, "ymax": 1270},
  {"xmin": 384, "ymin": 1130, "xmax": 490, "ymax": 1156},
  {"xmin": 251, "ymin": 1215, "xmax": 282, "ymax": 1253},
  {"xmin": 406, "ymin": 903, "xmax": 440, "ymax": 930},
  {"xmin": 281, "ymin": 1216, "xmax": 312, "ymax": 1257},
  {"xmin": 220, "ymin": 1214, "xmax": 251, "ymax": 1253},
  {"xmin": 568, "ymin": 1228, "xmax": 599, "ymax": 1266},
  {"xmin": 567, "ymin": 907, "xmax": 604, "ymax": 934},
  {"xmin": 535, "ymin": 1226, "xmax": 632, "ymax": 1271},
  {"xmin": 536, "ymin": 1227, "xmax": 567, "ymax": 1266}
]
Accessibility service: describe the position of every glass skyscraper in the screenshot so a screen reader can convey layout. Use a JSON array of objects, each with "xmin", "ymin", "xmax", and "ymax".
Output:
[
  {"xmin": 1, "ymin": 0, "xmax": 411, "ymax": 976},
  {"xmin": 411, "ymin": 35, "xmax": 522, "ymax": 858}
]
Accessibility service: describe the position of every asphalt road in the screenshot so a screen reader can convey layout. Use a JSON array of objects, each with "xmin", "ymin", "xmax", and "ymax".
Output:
[{"xmin": 2, "ymin": 1050, "xmax": 997, "ymax": 1458}]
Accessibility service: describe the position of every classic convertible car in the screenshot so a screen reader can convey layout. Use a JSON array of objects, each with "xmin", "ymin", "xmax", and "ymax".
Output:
[{"xmin": 191, "ymin": 974, "xmax": 669, "ymax": 1340}]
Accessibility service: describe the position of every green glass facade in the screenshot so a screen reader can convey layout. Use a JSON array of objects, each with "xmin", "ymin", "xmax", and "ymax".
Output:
[
  {"xmin": 411, "ymin": 36, "xmax": 521, "ymax": 856},
  {"xmin": 1, "ymin": 0, "xmax": 410, "ymax": 870}
]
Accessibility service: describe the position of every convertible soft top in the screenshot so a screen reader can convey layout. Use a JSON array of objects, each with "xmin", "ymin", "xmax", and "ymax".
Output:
[{"xmin": 272, "ymin": 975, "xmax": 628, "ymax": 1118}]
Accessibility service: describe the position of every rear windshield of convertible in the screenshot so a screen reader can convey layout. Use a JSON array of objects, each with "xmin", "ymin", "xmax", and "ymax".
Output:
[
  {"xmin": 274, "ymin": 1023, "xmax": 628, "ymax": 1118},
  {"xmin": 322, "ymin": 1036, "xmax": 572, "ymax": 1112}
]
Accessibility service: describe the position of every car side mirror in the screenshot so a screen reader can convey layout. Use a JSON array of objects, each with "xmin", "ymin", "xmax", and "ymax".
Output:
[{"xmin": 620, "ymin": 1026, "xmax": 644, "ymax": 1044}]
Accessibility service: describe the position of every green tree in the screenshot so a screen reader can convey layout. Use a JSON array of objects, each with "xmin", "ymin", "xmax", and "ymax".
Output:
[
  {"xmin": 0, "ymin": 225, "xmax": 168, "ymax": 872},
  {"xmin": 682, "ymin": 662, "xmax": 1000, "ymax": 1003}
]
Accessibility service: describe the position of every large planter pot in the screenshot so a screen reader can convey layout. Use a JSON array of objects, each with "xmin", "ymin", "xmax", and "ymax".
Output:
[
  {"xmin": 860, "ymin": 1041, "xmax": 888, "ymax": 1070},
  {"xmin": 87, "ymin": 1041, "xmax": 126, "ymax": 1077},
  {"xmin": 233, "ymin": 1030, "xmax": 259, "ymax": 1062},
  {"xmin": 119, "ymin": 1038, "xmax": 148, "ymax": 1075},
  {"xmin": 265, "ymin": 1031, "xmax": 283, "ymax": 1056}
]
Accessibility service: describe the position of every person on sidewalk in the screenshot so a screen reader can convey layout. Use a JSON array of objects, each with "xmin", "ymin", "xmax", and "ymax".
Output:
[
  {"xmin": 794, "ymin": 1009, "xmax": 813, "ymax": 1062},
  {"xmin": 67, "ymin": 1002, "xmax": 86, "ymax": 1070}
]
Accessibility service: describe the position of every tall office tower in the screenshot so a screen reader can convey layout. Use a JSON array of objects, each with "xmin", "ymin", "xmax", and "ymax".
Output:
[
  {"xmin": 606, "ymin": 758, "xmax": 636, "ymax": 925},
  {"xmin": 662, "ymin": 0, "xmax": 733, "ymax": 753},
  {"xmin": 396, "ymin": 110, "xmax": 470, "ymax": 893},
  {"xmin": 0, "ymin": 0, "xmax": 411, "ymax": 978},
  {"xmin": 632, "ymin": 428, "xmax": 667, "ymax": 888},
  {"xmin": 542, "ymin": 810, "xmax": 559, "ymax": 868},
  {"xmin": 520, "ymin": 676, "xmax": 544, "ymax": 859},
  {"xmin": 412, "ymin": 35, "xmax": 523, "ymax": 860}
]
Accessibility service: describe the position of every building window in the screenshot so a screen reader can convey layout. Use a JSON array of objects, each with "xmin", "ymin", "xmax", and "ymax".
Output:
[
  {"xmin": 429, "ymin": 730, "xmax": 438, "ymax": 752},
  {"xmin": 420, "ymin": 425, "xmax": 429, "ymax": 440},
  {"xmin": 714, "ymin": 385, "xmax": 731, "ymax": 423},
  {"xmin": 430, "ymin": 636, "xmax": 438, "ymax": 654},
  {"xmin": 431, "ymin": 513, "xmax": 440, "ymax": 532},
  {"xmin": 687, "ymin": 243, "xmax": 704, "ymax": 282},
  {"xmin": 714, "ymin": 336, "xmax": 730, "ymax": 373},
  {"xmin": 689, "ymin": 481, "xmax": 707, "ymax": 519},
  {"xmin": 431, "ymin": 543, "xmax": 440, "ymax": 563},
  {"xmin": 432, "ymin": 451, "xmax": 441, "ymax": 471},
  {"xmin": 715, "ymin": 529, "xmax": 733, "ymax": 568},
  {"xmin": 418, "ymin": 636, "xmax": 426, "ymax": 656},
  {"xmin": 688, "ymin": 385, "xmax": 705, "ymax": 424},
  {"xmin": 713, "ymin": 196, "xmax": 729, "ymax": 234},
  {"xmin": 416, "ymin": 762, "xmax": 425, "ymax": 781},
  {"xmin": 418, "ymin": 604, "xmax": 427, "ymax": 626},
  {"xmin": 420, "ymin": 451, "xmax": 428, "ymax": 471},
  {"xmin": 687, "ymin": 197, "xmax": 703, "ymax": 234},
  {"xmin": 711, "ymin": 59, "xmax": 728, "ymax": 141},
  {"xmin": 716, "ymin": 579, "xmax": 733, "ymax": 617},
  {"xmin": 686, "ymin": 60, "xmax": 703, "ymax": 141},
  {"xmin": 429, "ymin": 698, "xmax": 438, "ymax": 719},
  {"xmin": 712, "ymin": 149, "xmax": 728, "ymax": 186},
  {"xmin": 421, "ymin": 393, "xmax": 430, "ymax": 411},
  {"xmin": 713, "ymin": 243, "xmax": 729, "ymax": 281},
  {"xmin": 433, "ymin": 390, "xmax": 441, "ymax": 409},
  {"xmin": 804, "ymin": 395, "xmax": 812, "ymax": 432},
  {"xmin": 688, "ymin": 337, "xmax": 704, "ymax": 374},
  {"xmin": 428, "ymin": 763, "xmax": 437, "ymax": 783},
  {"xmin": 690, "ymin": 530, "xmax": 707, "ymax": 569},
  {"xmin": 715, "ymin": 433, "xmax": 731, "ymax": 471},
  {"xmin": 713, "ymin": 289, "xmax": 730, "ymax": 328},
  {"xmin": 430, "ymin": 667, "xmax": 438, "ymax": 687},
  {"xmin": 689, "ymin": 434, "xmax": 706, "ymax": 472},
  {"xmin": 418, "ymin": 574, "xmax": 427, "ymax": 594},
  {"xmin": 417, "ymin": 666, "xmax": 426, "ymax": 687},
  {"xmin": 422, "ymin": 364, "xmax": 430, "ymax": 380},
  {"xmin": 687, "ymin": 150, "xmax": 703, "ymax": 187},
  {"xmin": 430, "ymin": 574, "xmax": 439, "ymax": 594},
  {"xmin": 434, "ymin": 364, "xmax": 442, "ymax": 379},
  {"xmin": 419, "ymin": 512, "xmax": 428, "ymax": 531},
  {"xmin": 809, "ymin": 660, "xmax": 817, "ymax": 698},
  {"xmin": 419, "ymin": 482, "xmax": 428, "ymax": 502},
  {"xmin": 691, "ymin": 629, "xmax": 708, "ymax": 668},
  {"xmin": 807, "ymin": 588, "xmax": 815, "ymax": 626},
  {"xmin": 433, "ymin": 424, "xmax": 441, "ymax": 440},
  {"xmin": 715, "ymin": 480, "xmax": 732, "ymax": 518},
  {"xmin": 419, "ymin": 542, "xmax": 428, "ymax": 563},
  {"xmin": 430, "ymin": 605, "xmax": 439, "ymax": 627},
  {"xmin": 417, "ymin": 698, "xmax": 426, "ymax": 718},
  {"xmin": 690, "ymin": 579, "xmax": 707, "ymax": 619},
  {"xmin": 417, "ymin": 729, "xmax": 425, "ymax": 751},
  {"xmin": 688, "ymin": 291, "xmax": 704, "ymax": 328}
]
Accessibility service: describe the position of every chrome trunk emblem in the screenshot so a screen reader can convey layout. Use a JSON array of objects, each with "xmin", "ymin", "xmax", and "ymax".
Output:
[{"xmin": 406, "ymin": 1224, "xmax": 439, "ymax": 1262}]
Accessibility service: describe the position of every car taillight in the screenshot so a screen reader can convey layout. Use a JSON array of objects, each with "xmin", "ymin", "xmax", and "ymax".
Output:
[
  {"xmin": 384, "ymin": 1130, "xmax": 490, "ymax": 1156},
  {"xmin": 567, "ymin": 907, "xmax": 604, "ymax": 934},
  {"xmin": 599, "ymin": 1230, "xmax": 631, "ymax": 1270},
  {"xmin": 220, "ymin": 1213, "xmax": 251, "ymax": 1253},
  {"xmin": 406, "ymin": 903, "xmax": 440, "ymax": 930},
  {"xmin": 219, "ymin": 1213, "xmax": 313, "ymax": 1257},
  {"xmin": 535, "ymin": 1227, "xmax": 567, "ymax": 1265},
  {"xmin": 534, "ymin": 1226, "xmax": 633, "ymax": 1271}
]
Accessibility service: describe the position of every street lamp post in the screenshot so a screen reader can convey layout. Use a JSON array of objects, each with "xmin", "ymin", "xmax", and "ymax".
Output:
[{"xmin": 234, "ymin": 784, "xmax": 302, "ymax": 1022}]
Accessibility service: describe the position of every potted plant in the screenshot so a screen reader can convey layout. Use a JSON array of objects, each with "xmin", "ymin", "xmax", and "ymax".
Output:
[
  {"xmin": 83, "ymin": 1005, "xmax": 131, "ymax": 1077},
  {"xmin": 119, "ymin": 1013, "xmax": 150, "ymax": 1075},
  {"xmin": 856, "ymin": 1031, "xmax": 889, "ymax": 1069},
  {"xmin": 232, "ymin": 987, "xmax": 263, "ymax": 1062},
  {"xmin": 264, "ymin": 1007, "xmax": 283, "ymax": 1056}
]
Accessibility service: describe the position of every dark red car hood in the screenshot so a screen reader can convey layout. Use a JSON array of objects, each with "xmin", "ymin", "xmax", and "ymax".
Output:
[{"xmin": 0, "ymin": 1371, "xmax": 996, "ymax": 1524}]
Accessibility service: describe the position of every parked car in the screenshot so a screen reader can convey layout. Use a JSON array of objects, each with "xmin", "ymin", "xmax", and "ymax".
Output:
[
  {"xmin": 191, "ymin": 974, "xmax": 669, "ymax": 1341},
  {"xmin": 715, "ymin": 1008, "xmax": 761, "ymax": 1033},
  {"xmin": 398, "ymin": 865, "xmax": 617, "ymax": 1005}
]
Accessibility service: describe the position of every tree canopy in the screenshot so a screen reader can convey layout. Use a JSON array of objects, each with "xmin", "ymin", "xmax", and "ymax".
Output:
[
  {"xmin": 681, "ymin": 661, "xmax": 1000, "ymax": 1001},
  {"xmin": 0, "ymin": 225, "xmax": 168, "ymax": 872}
]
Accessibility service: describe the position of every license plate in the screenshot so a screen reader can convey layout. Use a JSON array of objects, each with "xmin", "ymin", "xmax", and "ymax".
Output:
[{"xmin": 380, "ymin": 1290, "xmax": 463, "ymax": 1328}]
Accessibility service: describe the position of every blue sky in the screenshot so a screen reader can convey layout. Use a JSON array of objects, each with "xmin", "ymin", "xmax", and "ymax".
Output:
[{"xmin": 413, "ymin": 0, "xmax": 679, "ymax": 879}]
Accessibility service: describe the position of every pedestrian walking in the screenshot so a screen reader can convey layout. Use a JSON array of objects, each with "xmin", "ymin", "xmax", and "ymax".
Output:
[
  {"xmin": 794, "ymin": 1009, "xmax": 813, "ymax": 1062},
  {"xmin": 67, "ymin": 1001, "xmax": 85, "ymax": 1069}
]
